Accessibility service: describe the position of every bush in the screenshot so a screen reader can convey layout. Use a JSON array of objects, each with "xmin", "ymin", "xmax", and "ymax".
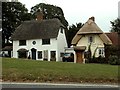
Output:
[
  {"xmin": 108, "ymin": 55, "xmax": 120, "ymax": 65},
  {"xmin": 86, "ymin": 56, "xmax": 107, "ymax": 64},
  {"xmin": 97, "ymin": 56, "xmax": 107, "ymax": 64}
]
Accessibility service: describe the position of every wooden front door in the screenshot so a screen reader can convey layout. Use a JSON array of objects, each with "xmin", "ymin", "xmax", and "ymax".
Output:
[
  {"xmin": 31, "ymin": 48, "xmax": 36, "ymax": 60},
  {"xmin": 76, "ymin": 51, "xmax": 83, "ymax": 63}
]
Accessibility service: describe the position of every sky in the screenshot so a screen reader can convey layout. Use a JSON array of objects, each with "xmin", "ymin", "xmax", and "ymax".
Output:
[{"xmin": 19, "ymin": 0, "xmax": 119, "ymax": 32}]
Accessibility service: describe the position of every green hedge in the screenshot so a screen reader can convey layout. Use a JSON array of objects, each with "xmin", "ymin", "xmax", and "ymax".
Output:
[
  {"xmin": 85, "ymin": 56, "xmax": 107, "ymax": 64},
  {"xmin": 108, "ymin": 55, "xmax": 120, "ymax": 65}
]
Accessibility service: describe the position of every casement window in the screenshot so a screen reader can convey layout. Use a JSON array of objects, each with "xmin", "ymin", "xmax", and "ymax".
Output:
[
  {"xmin": 38, "ymin": 51, "xmax": 42, "ymax": 59},
  {"xmin": 50, "ymin": 51, "xmax": 56, "ymax": 61},
  {"xmin": 98, "ymin": 48, "xmax": 104, "ymax": 57},
  {"xmin": 42, "ymin": 39, "xmax": 50, "ymax": 45},
  {"xmin": 88, "ymin": 36, "xmax": 94, "ymax": 43},
  {"xmin": 19, "ymin": 40, "xmax": 26, "ymax": 46}
]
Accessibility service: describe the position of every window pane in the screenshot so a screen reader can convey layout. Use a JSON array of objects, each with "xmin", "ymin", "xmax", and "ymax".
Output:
[
  {"xmin": 19, "ymin": 40, "xmax": 26, "ymax": 46},
  {"xmin": 99, "ymin": 49, "xmax": 101, "ymax": 54},
  {"xmin": 98, "ymin": 48, "xmax": 104, "ymax": 57},
  {"xmin": 88, "ymin": 36, "xmax": 94, "ymax": 43},
  {"xmin": 50, "ymin": 51, "xmax": 56, "ymax": 61},
  {"xmin": 42, "ymin": 39, "xmax": 50, "ymax": 45},
  {"xmin": 38, "ymin": 51, "xmax": 42, "ymax": 59}
]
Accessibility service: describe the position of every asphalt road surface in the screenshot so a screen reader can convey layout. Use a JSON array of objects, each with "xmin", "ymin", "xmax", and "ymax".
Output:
[{"xmin": 1, "ymin": 82, "xmax": 119, "ymax": 88}]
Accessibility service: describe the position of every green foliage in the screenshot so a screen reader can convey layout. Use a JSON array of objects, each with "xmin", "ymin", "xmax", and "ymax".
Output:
[
  {"xmin": 87, "ymin": 43, "xmax": 92, "ymax": 59},
  {"xmin": 108, "ymin": 55, "xmax": 120, "ymax": 65},
  {"xmin": 89, "ymin": 56, "xmax": 107, "ymax": 64},
  {"xmin": 67, "ymin": 23, "xmax": 83, "ymax": 47},
  {"xmin": 93, "ymin": 47, "xmax": 98, "ymax": 59},
  {"xmin": 30, "ymin": 3, "xmax": 68, "ymax": 28},
  {"xmin": 2, "ymin": 2, "xmax": 31, "ymax": 47},
  {"xmin": 110, "ymin": 18, "xmax": 120, "ymax": 33},
  {"xmin": 105, "ymin": 45, "xmax": 120, "ymax": 59}
]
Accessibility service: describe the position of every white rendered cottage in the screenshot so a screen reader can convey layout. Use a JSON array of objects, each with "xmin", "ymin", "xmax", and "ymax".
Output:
[
  {"xmin": 11, "ymin": 18, "xmax": 67, "ymax": 61},
  {"xmin": 71, "ymin": 17, "xmax": 112, "ymax": 63}
]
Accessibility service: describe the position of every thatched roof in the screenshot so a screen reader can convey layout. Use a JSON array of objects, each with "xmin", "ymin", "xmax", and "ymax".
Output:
[
  {"xmin": 11, "ymin": 18, "xmax": 64, "ymax": 40},
  {"xmin": 72, "ymin": 17, "xmax": 112, "ymax": 45}
]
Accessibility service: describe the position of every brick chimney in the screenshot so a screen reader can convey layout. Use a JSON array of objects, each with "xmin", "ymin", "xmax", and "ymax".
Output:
[
  {"xmin": 89, "ymin": 16, "xmax": 95, "ymax": 21},
  {"xmin": 36, "ymin": 12, "xmax": 44, "ymax": 21}
]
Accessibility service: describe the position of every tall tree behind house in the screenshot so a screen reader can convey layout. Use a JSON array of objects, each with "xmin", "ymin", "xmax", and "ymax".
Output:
[
  {"xmin": 30, "ymin": 3, "xmax": 68, "ymax": 28},
  {"xmin": 2, "ymin": 2, "xmax": 31, "ymax": 47}
]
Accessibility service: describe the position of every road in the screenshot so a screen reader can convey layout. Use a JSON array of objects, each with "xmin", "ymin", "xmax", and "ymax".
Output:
[{"xmin": 1, "ymin": 82, "xmax": 119, "ymax": 88}]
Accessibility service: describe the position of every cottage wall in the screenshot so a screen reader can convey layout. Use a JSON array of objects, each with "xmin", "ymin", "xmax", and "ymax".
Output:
[
  {"xmin": 77, "ymin": 34, "xmax": 104, "ymax": 57},
  {"xmin": 57, "ymin": 28, "xmax": 68, "ymax": 61},
  {"xmin": 13, "ymin": 38, "xmax": 58, "ymax": 61}
]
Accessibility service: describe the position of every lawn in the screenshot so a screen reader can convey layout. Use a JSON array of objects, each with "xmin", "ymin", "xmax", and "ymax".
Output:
[{"xmin": 1, "ymin": 58, "xmax": 119, "ymax": 84}]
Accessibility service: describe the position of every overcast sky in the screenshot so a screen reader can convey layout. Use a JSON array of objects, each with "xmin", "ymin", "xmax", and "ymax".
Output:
[{"xmin": 19, "ymin": 0, "xmax": 119, "ymax": 32}]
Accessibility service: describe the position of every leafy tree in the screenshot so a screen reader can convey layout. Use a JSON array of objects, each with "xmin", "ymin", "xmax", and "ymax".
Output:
[
  {"xmin": 2, "ymin": 2, "xmax": 31, "ymax": 47},
  {"xmin": 110, "ymin": 18, "xmax": 120, "ymax": 33},
  {"xmin": 30, "ymin": 3, "xmax": 68, "ymax": 28},
  {"xmin": 67, "ymin": 23, "xmax": 83, "ymax": 47}
]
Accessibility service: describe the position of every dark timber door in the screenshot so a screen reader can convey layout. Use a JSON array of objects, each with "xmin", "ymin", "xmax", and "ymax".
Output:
[
  {"xmin": 76, "ymin": 51, "xmax": 83, "ymax": 63},
  {"xmin": 31, "ymin": 48, "xmax": 36, "ymax": 60}
]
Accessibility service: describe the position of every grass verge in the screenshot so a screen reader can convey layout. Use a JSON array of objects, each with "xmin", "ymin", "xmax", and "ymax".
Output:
[{"xmin": 2, "ymin": 58, "xmax": 119, "ymax": 84}]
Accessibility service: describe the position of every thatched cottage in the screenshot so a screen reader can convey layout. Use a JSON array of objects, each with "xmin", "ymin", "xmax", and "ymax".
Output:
[
  {"xmin": 71, "ymin": 17, "xmax": 112, "ymax": 63},
  {"xmin": 11, "ymin": 15, "xmax": 67, "ymax": 61}
]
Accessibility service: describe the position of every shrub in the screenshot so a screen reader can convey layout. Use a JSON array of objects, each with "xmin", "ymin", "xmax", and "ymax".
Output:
[
  {"xmin": 86, "ymin": 56, "xmax": 107, "ymax": 64},
  {"xmin": 97, "ymin": 56, "xmax": 107, "ymax": 64},
  {"xmin": 108, "ymin": 55, "xmax": 120, "ymax": 65}
]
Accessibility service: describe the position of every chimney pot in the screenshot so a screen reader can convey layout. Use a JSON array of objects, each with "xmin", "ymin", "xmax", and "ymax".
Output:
[
  {"xmin": 36, "ymin": 12, "xmax": 44, "ymax": 21},
  {"xmin": 89, "ymin": 16, "xmax": 95, "ymax": 21}
]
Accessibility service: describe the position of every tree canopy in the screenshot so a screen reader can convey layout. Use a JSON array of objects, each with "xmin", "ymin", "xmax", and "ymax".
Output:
[
  {"xmin": 30, "ymin": 3, "xmax": 68, "ymax": 28},
  {"xmin": 2, "ymin": 2, "xmax": 83, "ymax": 48},
  {"xmin": 67, "ymin": 23, "xmax": 83, "ymax": 47},
  {"xmin": 110, "ymin": 18, "xmax": 120, "ymax": 33},
  {"xmin": 2, "ymin": 2, "xmax": 31, "ymax": 47}
]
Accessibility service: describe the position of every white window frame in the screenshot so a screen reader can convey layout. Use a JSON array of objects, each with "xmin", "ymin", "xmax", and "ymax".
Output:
[{"xmin": 98, "ymin": 48, "xmax": 105, "ymax": 57}]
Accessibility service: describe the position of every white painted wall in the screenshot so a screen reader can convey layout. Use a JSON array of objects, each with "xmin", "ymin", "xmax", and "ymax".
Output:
[
  {"xmin": 13, "ymin": 38, "xmax": 58, "ymax": 60},
  {"xmin": 77, "ymin": 34, "xmax": 104, "ymax": 57},
  {"xmin": 57, "ymin": 28, "xmax": 68, "ymax": 61}
]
